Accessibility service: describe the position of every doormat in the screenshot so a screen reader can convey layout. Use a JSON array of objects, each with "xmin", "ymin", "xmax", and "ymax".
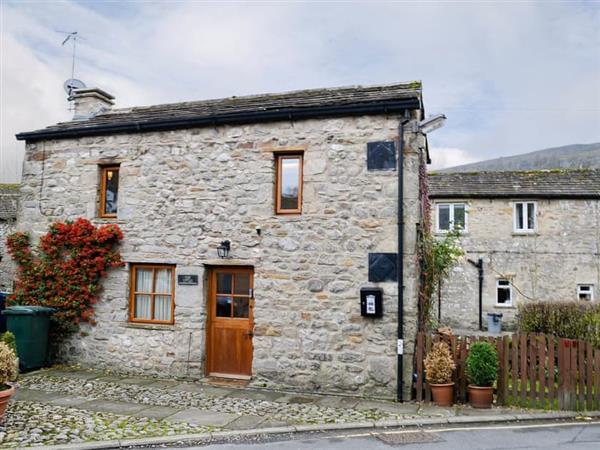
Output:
[{"xmin": 375, "ymin": 431, "xmax": 442, "ymax": 446}]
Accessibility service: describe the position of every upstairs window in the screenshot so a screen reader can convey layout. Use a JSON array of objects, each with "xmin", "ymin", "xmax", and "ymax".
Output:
[
  {"xmin": 436, "ymin": 203, "xmax": 467, "ymax": 233},
  {"xmin": 496, "ymin": 279, "xmax": 512, "ymax": 307},
  {"xmin": 514, "ymin": 201, "xmax": 536, "ymax": 232},
  {"xmin": 129, "ymin": 264, "xmax": 175, "ymax": 324},
  {"xmin": 577, "ymin": 284, "xmax": 594, "ymax": 301},
  {"xmin": 100, "ymin": 166, "xmax": 119, "ymax": 217},
  {"xmin": 276, "ymin": 154, "xmax": 303, "ymax": 214}
]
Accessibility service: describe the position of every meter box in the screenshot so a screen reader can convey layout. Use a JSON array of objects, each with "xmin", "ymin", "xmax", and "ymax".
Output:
[{"xmin": 360, "ymin": 287, "xmax": 383, "ymax": 318}]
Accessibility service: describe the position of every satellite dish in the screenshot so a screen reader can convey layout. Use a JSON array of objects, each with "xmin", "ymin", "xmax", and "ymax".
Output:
[{"xmin": 63, "ymin": 78, "xmax": 86, "ymax": 96}]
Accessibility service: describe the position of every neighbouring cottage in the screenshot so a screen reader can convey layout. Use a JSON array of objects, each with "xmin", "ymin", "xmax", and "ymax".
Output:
[
  {"xmin": 15, "ymin": 82, "xmax": 430, "ymax": 400},
  {"xmin": 428, "ymin": 169, "xmax": 600, "ymax": 331},
  {"xmin": 0, "ymin": 184, "xmax": 18, "ymax": 293}
]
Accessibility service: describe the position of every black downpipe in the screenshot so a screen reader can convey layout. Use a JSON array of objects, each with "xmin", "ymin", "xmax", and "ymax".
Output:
[
  {"xmin": 468, "ymin": 258, "xmax": 484, "ymax": 331},
  {"xmin": 397, "ymin": 118, "xmax": 409, "ymax": 402}
]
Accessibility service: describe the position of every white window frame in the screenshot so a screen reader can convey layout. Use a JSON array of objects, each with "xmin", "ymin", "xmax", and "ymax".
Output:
[
  {"xmin": 577, "ymin": 284, "xmax": 594, "ymax": 301},
  {"xmin": 496, "ymin": 279, "xmax": 513, "ymax": 307},
  {"xmin": 513, "ymin": 201, "xmax": 537, "ymax": 233},
  {"xmin": 436, "ymin": 203, "xmax": 468, "ymax": 233}
]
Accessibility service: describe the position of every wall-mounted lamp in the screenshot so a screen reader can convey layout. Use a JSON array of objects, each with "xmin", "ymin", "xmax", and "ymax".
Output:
[{"xmin": 217, "ymin": 240, "xmax": 231, "ymax": 259}]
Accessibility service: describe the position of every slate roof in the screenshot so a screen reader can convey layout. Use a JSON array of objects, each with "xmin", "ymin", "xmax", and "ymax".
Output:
[
  {"xmin": 428, "ymin": 169, "xmax": 600, "ymax": 199},
  {"xmin": 0, "ymin": 185, "xmax": 19, "ymax": 221},
  {"xmin": 16, "ymin": 82, "xmax": 423, "ymax": 142}
]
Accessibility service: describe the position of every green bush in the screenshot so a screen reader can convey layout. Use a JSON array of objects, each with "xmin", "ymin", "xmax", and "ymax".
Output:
[
  {"xmin": 518, "ymin": 301, "xmax": 600, "ymax": 347},
  {"xmin": 466, "ymin": 342, "xmax": 498, "ymax": 387},
  {"xmin": 0, "ymin": 332, "xmax": 17, "ymax": 357}
]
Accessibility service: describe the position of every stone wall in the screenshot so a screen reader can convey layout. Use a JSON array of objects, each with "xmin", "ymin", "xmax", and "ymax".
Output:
[
  {"xmin": 18, "ymin": 114, "xmax": 425, "ymax": 399},
  {"xmin": 0, "ymin": 186, "xmax": 18, "ymax": 293},
  {"xmin": 432, "ymin": 198, "xmax": 600, "ymax": 331}
]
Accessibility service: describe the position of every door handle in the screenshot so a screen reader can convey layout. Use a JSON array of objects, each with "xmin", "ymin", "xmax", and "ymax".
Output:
[{"xmin": 246, "ymin": 331, "xmax": 254, "ymax": 338}]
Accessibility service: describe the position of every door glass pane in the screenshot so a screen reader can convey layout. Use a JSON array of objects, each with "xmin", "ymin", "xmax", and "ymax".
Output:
[
  {"xmin": 280, "ymin": 157, "xmax": 300, "ymax": 210},
  {"xmin": 154, "ymin": 295, "xmax": 171, "ymax": 321},
  {"xmin": 453, "ymin": 204, "xmax": 465, "ymax": 230},
  {"xmin": 217, "ymin": 273, "xmax": 232, "ymax": 294},
  {"xmin": 135, "ymin": 269, "xmax": 153, "ymax": 292},
  {"xmin": 234, "ymin": 273, "xmax": 250, "ymax": 296},
  {"xmin": 104, "ymin": 169, "xmax": 119, "ymax": 214},
  {"xmin": 438, "ymin": 205, "xmax": 450, "ymax": 230},
  {"xmin": 155, "ymin": 269, "xmax": 172, "ymax": 293},
  {"xmin": 135, "ymin": 294, "xmax": 152, "ymax": 319},
  {"xmin": 216, "ymin": 296, "xmax": 232, "ymax": 317},
  {"xmin": 233, "ymin": 298, "xmax": 249, "ymax": 318}
]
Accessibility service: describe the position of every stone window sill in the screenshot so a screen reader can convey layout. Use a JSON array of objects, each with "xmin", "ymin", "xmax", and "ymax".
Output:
[
  {"xmin": 494, "ymin": 304, "xmax": 515, "ymax": 309},
  {"xmin": 93, "ymin": 217, "xmax": 127, "ymax": 224},
  {"xmin": 511, "ymin": 232, "xmax": 538, "ymax": 237},
  {"xmin": 123, "ymin": 322, "xmax": 176, "ymax": 331}
]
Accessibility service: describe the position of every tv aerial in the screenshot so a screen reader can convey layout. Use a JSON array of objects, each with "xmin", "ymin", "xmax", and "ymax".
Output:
[{"xmin": 57, "ymin": 31, "xmax": 86, "ymax": 102}]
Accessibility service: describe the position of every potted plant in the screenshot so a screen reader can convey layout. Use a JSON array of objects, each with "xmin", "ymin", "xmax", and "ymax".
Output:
[
  {"xmin": 0, "ymin": 341, "xmax": 17, "ymax": 419},
  {"xmin": 466, "ymin": 341, "xmax": 498, "ymax": 408},
  {"xmin": 424, "ymin": 341, "xmax": 456, "ymax": 406}
]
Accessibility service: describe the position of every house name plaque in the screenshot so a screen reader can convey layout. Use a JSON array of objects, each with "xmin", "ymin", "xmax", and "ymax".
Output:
[{"xmin": 177, "ymin": 275, "xmax": 198, "ymax": 285}]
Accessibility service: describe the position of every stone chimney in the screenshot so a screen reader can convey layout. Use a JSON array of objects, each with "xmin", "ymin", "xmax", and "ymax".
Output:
[{"xmin": 70, "ymin": 88, "xmax": 115, "ymax": 120}]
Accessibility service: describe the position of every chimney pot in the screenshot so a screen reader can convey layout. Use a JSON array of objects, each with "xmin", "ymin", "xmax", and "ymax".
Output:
[{"xmin": 70, "ymin": 87, "xmax": 115, "ymax": 120}]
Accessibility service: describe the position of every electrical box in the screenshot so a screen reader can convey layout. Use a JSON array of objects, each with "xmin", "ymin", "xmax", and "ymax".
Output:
[{"xmin": 360, "ymin": 287, "xmax": 383, "ymax": 318}]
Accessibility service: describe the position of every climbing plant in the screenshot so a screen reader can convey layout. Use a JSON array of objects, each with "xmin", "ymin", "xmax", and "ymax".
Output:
[
  {"xmin": 417, "ymin": 160, "xmax": 464, "ymax": 331},
  {"xmin": 6, "ymin": 218, "xmax": 124, "ymax": 338}
]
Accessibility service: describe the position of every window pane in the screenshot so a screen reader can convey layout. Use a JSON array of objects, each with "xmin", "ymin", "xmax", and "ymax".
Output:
[
  {"xmin": 217, "ymin": 273, "xmax": 232, "ymax": 294},
  {"xmin": 154, "ymin": 295, "xmax": 172, "ymax": 321},
  {"xmin": 497, "ymin": 288, "xmax": 510, "ymax": 304},
  {"xmin": 516, "ymin": 203, "xmax": 524, "ymax": 230},
  {"xmin": 104, "ymin": 169, "xmax": 119, "ymax": 214},
  {"xmin": 234, "ymin": 274, "xmax": 250, "ymax": 296},
  {"xmin": 233, "ymin": 298, "xmax": 249, "ymax": 318},
  {"xmin": 280, "ymin": 157, "xmax": 300, "ymax": 210},
  {"xmin": 453, "ymin": 204, "xmax": 465, "ymax": 230},
  {"xmin": 136, "ymin": 269, "xmax": 153, "ymax": 292},
  {"xmin": 155, "ymin": 269, "xmax": 172, "ymax": 293},
  {"xmin": 135, "ymin": 294, "xmax": 152, "ymax": 319},
  {"xmin": 216, "ymin": 296, "xmax": 232, "ymax": 317},
  {"xmin": 438, "ymin": 205, "xmax": 450, "ymax": 230},
  {"xmin": 527, "ymin": 203, "xmax": 535, "ymax": 230}
]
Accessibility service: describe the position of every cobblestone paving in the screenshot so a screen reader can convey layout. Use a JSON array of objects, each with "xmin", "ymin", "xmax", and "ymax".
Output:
[
  {"xmin": 20, "ymin": 374, "xmax": 400, "ymax": 423},
  {"xmin": 0, "ymin": 401, "xmax": 213, "ymax": 448}
]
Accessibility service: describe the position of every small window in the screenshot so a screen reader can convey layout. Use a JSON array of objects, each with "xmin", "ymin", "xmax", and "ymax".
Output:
[
  {"xmin": 496, "ymin": 279, "xmax": 512, "ymax": 306},
  {"xmin": 577, "ymin": 284, "xmax": 594, "ymax": 301},
  {"xmin": 276, "ymin": 154, "xmax": 303, "ymax": 214},
  {"xmin": 100, "ymin": 166, "xmax": 119, "ymax": 217},
  {"xmin": 436, "ymin": 203, "xmax": 467, "ymax": 232},
  {"xmin": 514, "ymin": 201, "xmax": 536, "ymax": 232},
  {"xmin": 129, "ymin": 264, "xmax": 175, "ymax": 324}
]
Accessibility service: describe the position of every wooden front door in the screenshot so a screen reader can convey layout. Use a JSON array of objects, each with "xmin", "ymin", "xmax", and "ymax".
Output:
[{"xmin": 206, "ymin": 267, "xmax": 254, "ymax": 378}]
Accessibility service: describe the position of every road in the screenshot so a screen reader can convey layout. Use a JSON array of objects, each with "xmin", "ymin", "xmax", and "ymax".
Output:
[{"xmin": 182, "ymin": 421, "xmax": 600, "ymax": 449}]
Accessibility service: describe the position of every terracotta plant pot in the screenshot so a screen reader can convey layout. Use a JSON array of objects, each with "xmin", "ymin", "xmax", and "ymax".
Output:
[
  {"xmin": 0, "ymin": 384, "xmax": 15, "ymax": 420},
  {"xmin": 468, "ymin": 385, "xmax": 494, "ymax": 408},
  {"xmin": 430, "ymin": 382, "xmax": 455, "ymax": 406}
]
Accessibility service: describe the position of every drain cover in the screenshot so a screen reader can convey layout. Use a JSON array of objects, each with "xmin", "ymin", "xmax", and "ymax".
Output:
[{"xmin": 375, "ymin": 431, "xmax": 442, "ymax": 446}]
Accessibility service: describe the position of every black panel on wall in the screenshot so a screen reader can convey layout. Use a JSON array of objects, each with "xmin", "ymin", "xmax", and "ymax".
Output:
[
  {"xmin": 367, "ymin": 141, "xmax": 396, "ymax": 171},
  {"xmin": 368, "ymin": 253, "xmax": 398, "ymax": 282}
]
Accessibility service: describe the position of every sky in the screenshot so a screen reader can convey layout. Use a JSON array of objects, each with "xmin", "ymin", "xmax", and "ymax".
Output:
[{"xmin": 1, "ymin": 0, "xmax": 599, "ymax": 183}]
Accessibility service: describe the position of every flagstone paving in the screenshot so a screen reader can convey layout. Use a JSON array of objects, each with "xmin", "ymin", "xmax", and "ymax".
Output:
[{"xmin": 0, "ymin": 366, "xmax": 529, "ymax": 448}]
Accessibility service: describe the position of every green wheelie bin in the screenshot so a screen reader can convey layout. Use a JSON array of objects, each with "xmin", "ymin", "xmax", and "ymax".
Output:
[{"xmin": 2, "ymin": 306, "xmax": 55, "ymax": 371}]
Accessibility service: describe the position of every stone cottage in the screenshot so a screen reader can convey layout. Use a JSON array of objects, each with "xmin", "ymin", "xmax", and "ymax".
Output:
[
  {"xmin": 428, "ymin": 169, "xmax": 600, "ymax": 331},
  {"xmin": 15, "ymin": 82, "xmax": 431, "ymax": 400},
  {"xmin": 0, "ymin": 184, "xmax": 18, "ymax": 293}
]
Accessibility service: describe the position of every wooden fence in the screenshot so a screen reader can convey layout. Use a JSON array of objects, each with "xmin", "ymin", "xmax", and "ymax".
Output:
[{"xmin": 415, "ymin": 332, "xmax": 600, "ymax": 411}]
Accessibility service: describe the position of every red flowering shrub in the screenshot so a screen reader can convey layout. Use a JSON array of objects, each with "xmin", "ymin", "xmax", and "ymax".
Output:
[{"xmin": 6, "ymin": 218, "xmax": 124, "ymax": 338}]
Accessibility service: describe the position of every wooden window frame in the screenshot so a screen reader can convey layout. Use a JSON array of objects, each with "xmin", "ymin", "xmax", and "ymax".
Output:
[
  {"xmin": 128, "ymin": 264, "xmax": 176, "ymax": 325},
  {"xmin": 99, "ymin": 165, "xmax": 120, "ymax": 218},
  {"xmin": 513, "ymin": 201, "xmax": 537, "ymax": 233},
  {"xmin": 275, "ymin": 153, "xmax": 303, "ymax": 215}
]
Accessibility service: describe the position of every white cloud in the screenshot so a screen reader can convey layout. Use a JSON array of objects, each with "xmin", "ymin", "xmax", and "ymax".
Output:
[
  {"xmin": 1, "ymin": 1, "xmax": 599, "ymax": 182},
  {"xmin": 428, "ymin": 147, "xmax": 479, "ymax": 171}
]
